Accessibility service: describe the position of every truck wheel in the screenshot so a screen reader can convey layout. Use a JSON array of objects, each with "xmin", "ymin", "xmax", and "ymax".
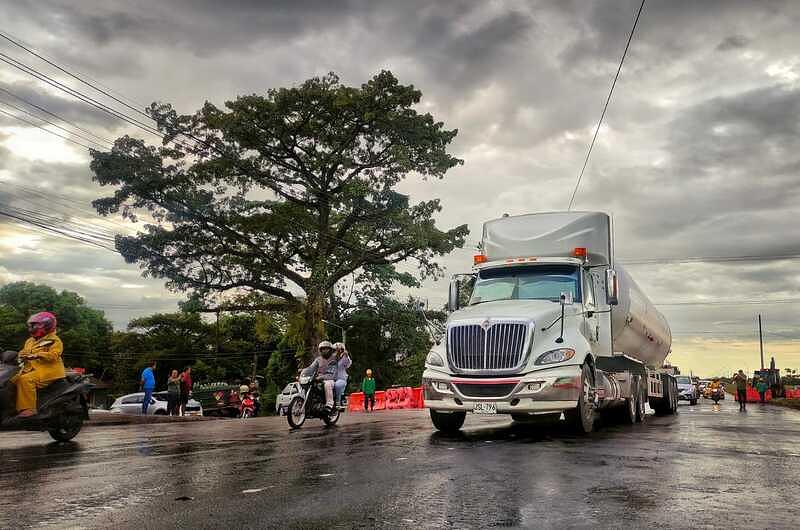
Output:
[
  {"xmin": 430, "ymin": 410, "xmax": 466, "ymax": 433},
  {"xmin": 565, "ymin": 363, "xmax": 594, "ymax": 434},
  {"xmin": 621, "ymin": 395, "xmax": 637, "ymax": 424},
  {"xmin": 635, "ymin": 378, "xmax": 647, "ymax": 423}
]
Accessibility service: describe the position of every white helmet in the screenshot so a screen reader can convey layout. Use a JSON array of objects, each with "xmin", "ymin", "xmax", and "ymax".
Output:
[
  {"xmin": 333, "ymin": 342, "xmax": 345, "ymax": 351},
  {"xmin": 318, "ymin": 340, "xmax": 334, "ymax": 351}
]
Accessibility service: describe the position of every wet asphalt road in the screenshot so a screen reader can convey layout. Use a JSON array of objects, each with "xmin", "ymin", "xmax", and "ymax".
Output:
[{"xmin": 2, "ymin": 399, "xmax": 800, "ymax": 530}]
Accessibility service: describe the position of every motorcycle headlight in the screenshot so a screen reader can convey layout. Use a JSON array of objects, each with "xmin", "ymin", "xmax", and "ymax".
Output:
[
  {"xmin": 426, "ymin": 351, "xmax": 445, "ymax": 367},
  {"xmin": 535, "ymin": 348, "xmax": 576, "ymax": 365},
  {"xmin": 299, "ymin": 375, "xmax": 312, "ymax": 385}
]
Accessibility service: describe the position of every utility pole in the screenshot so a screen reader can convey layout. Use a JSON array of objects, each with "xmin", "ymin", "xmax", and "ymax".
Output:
[
  {"xmin": 251, "ymin": 351, "xmax": 258, "ymax": 382},
  {"xmin": 758, "ymin": 314, "xmax": 765, "ymax": 370}
]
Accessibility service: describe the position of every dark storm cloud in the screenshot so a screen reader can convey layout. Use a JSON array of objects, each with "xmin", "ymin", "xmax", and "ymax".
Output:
[{"xmin": 717, "ymin": 34, "xmax": 750, "ymax": 51}]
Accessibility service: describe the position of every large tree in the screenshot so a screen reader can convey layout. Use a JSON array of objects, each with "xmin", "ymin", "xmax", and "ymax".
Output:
[{"xmin": 90, "ymin": 71, "xmax": 467, "ymax": 358}]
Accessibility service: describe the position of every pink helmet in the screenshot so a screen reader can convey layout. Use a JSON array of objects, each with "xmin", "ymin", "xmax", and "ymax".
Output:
[{"xmin": 27, "ymin": 312, "xmax": 57, "ymax": 338}]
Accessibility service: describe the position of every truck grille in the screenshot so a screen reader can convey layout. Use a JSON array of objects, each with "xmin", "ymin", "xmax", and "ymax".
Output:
[
  {"xmin": 454, "ymin": 383, "xmax": 517, "ymax": 398},
  {"xmin": 448, "ymin": 321, "xmax": 529, "ymax": 372}
]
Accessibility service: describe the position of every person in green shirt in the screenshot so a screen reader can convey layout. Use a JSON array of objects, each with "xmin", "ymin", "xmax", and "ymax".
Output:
[
  {"xmin": 756, "ymin": 377, "xmax": 769, "ymax": 404},
  {"xmin": 361, "ymin": 369, "xmax": 376, "ymax": 412}
]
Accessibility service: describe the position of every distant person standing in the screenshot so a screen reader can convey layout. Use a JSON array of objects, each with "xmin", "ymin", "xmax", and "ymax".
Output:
[
  {"xmin": 734, "ymin": 369, "xmax": 748, "ymax": 411},
  {"xmin": 334, "ymin": 342, "xmax": 351, "ymax": 407},
  {"xmin": 167, "ymin": 369, "xmax": 181, "ymax": 416},
  {"xmin": 179, "ymin": 366, "xmax": 193, "ymax": 416},
  {"xmin": 362, "ymin": 369, "xmax": 376, "ymax": 412},
  {"xmin": 756, "ymin": 377, "xmax": 768, "ymax": 404},
  {"xmin": 140, "ymin": 361, "xmax": 157, "ymax": 415}
]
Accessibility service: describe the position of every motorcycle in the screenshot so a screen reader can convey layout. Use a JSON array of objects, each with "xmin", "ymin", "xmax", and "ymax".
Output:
[
  {"xmin": 286, "ymin": 365, "xmax": 340, "ymax": 429},
  {"xmin": 240, "ymin": 392, "xmax": 255, "ymax": 419},
  {"xmin": 0, "ymin": 350, "xmax": 93, "ymax": 442}
]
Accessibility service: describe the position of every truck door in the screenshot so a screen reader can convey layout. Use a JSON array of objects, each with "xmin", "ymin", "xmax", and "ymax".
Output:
[{"xmin": 583, "ymin": 271, "xmax": 612, "ymax": 356}]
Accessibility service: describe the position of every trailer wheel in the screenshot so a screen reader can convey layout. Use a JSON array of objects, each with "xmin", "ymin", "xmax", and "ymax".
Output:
[
  {"xmin": 430, "ymin": 410, "xmax": 466, "ymax": 434},
  {"xmin": 565, "ymin": 363, "xmax": 595, "ymax": 434},
  {"xmin": 635, "ymin": 378, "xmax": 647, "ymax": 423},
  {"xmin": 621, "ymin": 392, "xmax": 637, "ymax": 424}
]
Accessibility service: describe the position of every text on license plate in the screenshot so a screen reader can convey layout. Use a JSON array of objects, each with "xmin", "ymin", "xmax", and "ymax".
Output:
[{"xmin": 473, "ymin": 403, "xmax": 497, "ymax": 414}]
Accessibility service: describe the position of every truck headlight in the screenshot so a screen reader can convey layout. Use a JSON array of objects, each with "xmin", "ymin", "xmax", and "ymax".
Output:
[
  {"xmin": 535, "ymin": 348, "xmax": 576, "ymax": 365},
  {"xmin": 426, "ymin": 351, "xmax": 445, "ymax": 367}
]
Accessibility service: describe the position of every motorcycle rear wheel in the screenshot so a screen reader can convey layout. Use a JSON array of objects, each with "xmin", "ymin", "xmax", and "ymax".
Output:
[
  {"xmin": 287, "ymin": 396, "xmax": 306, "ymax": 429},
  {"xmin": 48, "ymin": 413, "xmax": 84, "ymax": 442}
]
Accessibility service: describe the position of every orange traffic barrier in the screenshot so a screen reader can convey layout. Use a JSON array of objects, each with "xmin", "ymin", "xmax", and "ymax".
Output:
[
  {"xmin": 348, "ymin": 392, "xmax": 364, "ymax": 412},
  {"xmin": 411, "ymin": 386, "xmax": 424, "ymax": 408},
  {"xmin": 374, "ymin": 390, "xmax": 386, "ymax": 410}
]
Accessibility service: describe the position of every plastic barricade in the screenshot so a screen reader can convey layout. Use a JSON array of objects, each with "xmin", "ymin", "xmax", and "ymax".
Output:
[
  {"xmin": 397, "ymin": 387, "xmax": 412, "ymax": 409},
  {"xmin": 386, "ymin": 388, "xmax": 400, "ymax": 410},
  {"xmin": 410, "ymin": 386, "xmax": 424, "ymax": 408},
  {"xmin": 348, "ymin": 392, "xmax": 364, "ymax": 412},
  {"xmin": 374, "ymin": 390, "xmax": 386, "ymax": 410}
]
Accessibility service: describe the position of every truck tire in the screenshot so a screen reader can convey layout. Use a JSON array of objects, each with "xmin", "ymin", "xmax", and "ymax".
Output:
[
  {"xmin": 635, "ymin": 378, "xmax": 647, "ymax": 423},
  {"xmin": 565, "ymin": 363, "xmax": 594, "ymax": 434},
  {"xmin": 621, "ymin": 394, "xmax": 637, "ymax": 425},
  {"xmin": 430, "ymin": 410, "xmax": 466, "ymax": 433}
]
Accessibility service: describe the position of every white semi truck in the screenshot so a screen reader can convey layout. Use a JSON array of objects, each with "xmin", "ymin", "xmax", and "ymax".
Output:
[{"xmin": 422, "ymin": 211, "xmax": 678, "ymax": 434}]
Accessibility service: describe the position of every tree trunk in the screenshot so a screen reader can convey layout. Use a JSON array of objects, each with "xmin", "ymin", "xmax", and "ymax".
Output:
[{"xmin": 302, "ymin": 291, "xmax": 325, "ymax": 364}]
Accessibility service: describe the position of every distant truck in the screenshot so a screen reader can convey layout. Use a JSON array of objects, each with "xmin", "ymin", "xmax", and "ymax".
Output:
[{"xmin": 422, "ymin": 211, "xmax": 678, "ymax": 433}]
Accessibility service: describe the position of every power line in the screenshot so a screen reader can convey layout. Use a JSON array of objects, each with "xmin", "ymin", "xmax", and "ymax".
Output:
[
  {"xmin": 620, "ymin": 253, "xmax": 800, "ymax": 265},
  {"xmin": 567, "ymin": 0, "xmax": 646, "ymax": 210},
  {"xmin": 0, "ymin": 98, "xmax": 111, "ymax": 149},
  {"xmin": 0, "ymin": 105, "xmax": 93, "ymax": 149},
  {"xmin": 656, "ymin": 298, "xmax": 800, "ymax": 307},
  {"xmin": 0, "ymin": 84, "xmax": 116, "ymax": 145},
  {"xmin": 0, "ymin": 29, "xmax": 154, "ymax": 122}
]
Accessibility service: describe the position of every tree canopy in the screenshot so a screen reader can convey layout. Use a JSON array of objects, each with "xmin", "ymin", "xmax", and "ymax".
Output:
[{"xmin": 90, "ymin": 71, "xmax": 467, "ymax": 358}]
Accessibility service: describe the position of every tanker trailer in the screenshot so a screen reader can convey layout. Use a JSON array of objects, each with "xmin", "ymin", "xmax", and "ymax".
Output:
[{"xmin": 422, "ymin": 211, "xmax": 678, "ymax": 434}]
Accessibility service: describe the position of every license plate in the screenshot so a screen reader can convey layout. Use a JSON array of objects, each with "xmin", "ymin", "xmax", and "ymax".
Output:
[{"xmin": 473, "ymin": 402, "xmax": 497, "ymax": 415}]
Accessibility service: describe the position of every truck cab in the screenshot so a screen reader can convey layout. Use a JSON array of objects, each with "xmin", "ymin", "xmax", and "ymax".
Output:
[{"xmin": 423, "ymin": 211, "xmax": 676, "ymax": 434}]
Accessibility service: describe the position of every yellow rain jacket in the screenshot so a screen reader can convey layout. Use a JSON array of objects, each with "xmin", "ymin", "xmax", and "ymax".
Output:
[{"xmin": 13, "ymin": 331, "xmax": 65, "ymax": 411}]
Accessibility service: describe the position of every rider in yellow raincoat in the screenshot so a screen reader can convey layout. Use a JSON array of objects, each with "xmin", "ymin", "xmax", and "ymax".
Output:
[{"xmin": 12, "ymin": 312, "xmax": 65, "ymax": 417}]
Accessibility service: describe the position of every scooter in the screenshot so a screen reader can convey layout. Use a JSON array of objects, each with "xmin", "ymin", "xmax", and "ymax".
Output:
[
  {"xmin": 240, "ymin": 392, "xmax": 255, "ymax": 419},
  {"xmin": 286, "ymin": 365, "xmax": 340, "ymax": 429},
  {"xmin": 0, "ymin": 350, "xmax": 93, "ymax": 442}
]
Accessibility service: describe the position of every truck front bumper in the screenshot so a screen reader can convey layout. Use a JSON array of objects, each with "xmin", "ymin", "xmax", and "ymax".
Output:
[{"xmin": 422, "ymin": 365, "xmax": 582, "ymax": 415}]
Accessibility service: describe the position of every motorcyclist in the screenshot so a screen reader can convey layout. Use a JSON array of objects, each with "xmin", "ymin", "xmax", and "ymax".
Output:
[
  {"xmin": 333, "ymin": 342, "xmax": 351, "ymax": 407},
  {"xmin": 12, "ymin": 312, "xmax": 65, "ymax": 418},
  {"xmin": 306, "ymin": 341, "xmax": 338, "ymax": 413}
]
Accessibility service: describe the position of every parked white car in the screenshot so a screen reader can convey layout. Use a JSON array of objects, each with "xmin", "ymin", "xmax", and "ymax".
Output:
[
  {"xmin": 110, "ymin": 391, "xmax": 203, "ymax": 416},
  {"xmin": 275, "ymin": 382, "xmax": 301, "ymax": 415}
]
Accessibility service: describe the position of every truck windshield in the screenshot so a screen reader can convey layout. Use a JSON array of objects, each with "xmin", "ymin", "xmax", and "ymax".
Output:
[{"xmin": 469, "ymin": 265, "xmax": 581, "ymax": 305}]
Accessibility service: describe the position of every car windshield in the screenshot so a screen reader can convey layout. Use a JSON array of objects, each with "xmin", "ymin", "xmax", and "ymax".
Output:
[
  {"xmin": 469, "ymin": 265, "xmax": 581, "ymax": 305},
  {"xmin": 676, "ymin": 376, "xmax": 692, "ymax": 384}
]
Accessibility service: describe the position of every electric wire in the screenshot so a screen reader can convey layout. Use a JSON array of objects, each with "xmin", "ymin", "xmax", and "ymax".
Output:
[
  {"xmin": 0, "ymin": 98, "xmax": 111, "ymax": 149},
  {"xmin": 0, "ymin": 105, "xmax": 94, "ymax": 149},
  {"xmin": 567, "ymin": 0, "xmax": 646, "ymax": 210}
]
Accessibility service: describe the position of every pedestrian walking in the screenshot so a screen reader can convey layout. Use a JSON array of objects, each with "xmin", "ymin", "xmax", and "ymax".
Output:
[
  {"xmin": 333, "ymin": 342, "xmax": 351, "ymax": 406},
  {"xmin": 140, "ymin": 361, "xmax": 157, "ymax": 415},
  {"xmin": 167, "ymin": 369, "xmax": 181, "ymax": 416},
  {"xmin": 756, "ymin": 377, "xmax": 768, "ymax": 404},
  {"xmin": 362, "ymin": 369, "xmax": 376, "ymax": 412},
  {"xmin": 734, "ymin": 369, "xmax": 748, "ymax": 411},
  {"xmin": 179, "ymin": 366, "xmax": 192, "ymax": 416}
]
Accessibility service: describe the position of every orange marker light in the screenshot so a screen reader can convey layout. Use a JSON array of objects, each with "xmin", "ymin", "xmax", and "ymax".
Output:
[
  {"xmin": 474, "ymin": 254, "xmax": 487, "ymax": 265},
  {"xmin": 573, "ymin": 247, "xmax": 587, "ymax": 259}
]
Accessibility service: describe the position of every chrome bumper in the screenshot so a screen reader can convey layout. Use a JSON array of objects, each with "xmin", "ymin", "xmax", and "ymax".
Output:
[{"xmin": 422, "ymin": 364, "xmax": 582, "ymax": 415}]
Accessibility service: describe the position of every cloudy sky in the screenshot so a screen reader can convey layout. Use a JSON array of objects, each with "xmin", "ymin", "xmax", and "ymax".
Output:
[{"xmin": 1, "ymin": 0, "xmax": 798, "ymax": 377}]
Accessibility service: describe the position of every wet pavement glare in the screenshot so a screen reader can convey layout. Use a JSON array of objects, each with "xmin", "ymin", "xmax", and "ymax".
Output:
[{"xmin": 1, "ymin": 399, "xmax": 799, "ymax": 529}]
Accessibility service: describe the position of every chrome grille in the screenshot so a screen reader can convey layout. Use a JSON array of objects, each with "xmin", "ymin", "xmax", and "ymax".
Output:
[{"xmin": 448, "ymin": 321, "xmax": 529, "ymax": 372}]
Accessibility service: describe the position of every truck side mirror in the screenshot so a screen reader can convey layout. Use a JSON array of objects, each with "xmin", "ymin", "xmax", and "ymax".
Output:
[
  {"xmin": 606, "ymin": 268, "xmax": 619, "ymax": 305},
  {"xmin": 560, "ymin": 291, "xmax": 574, "ymax": 305},
  {"xmin": 448, "ymin": 278, "xmax": 461, "ymax": 312}
]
